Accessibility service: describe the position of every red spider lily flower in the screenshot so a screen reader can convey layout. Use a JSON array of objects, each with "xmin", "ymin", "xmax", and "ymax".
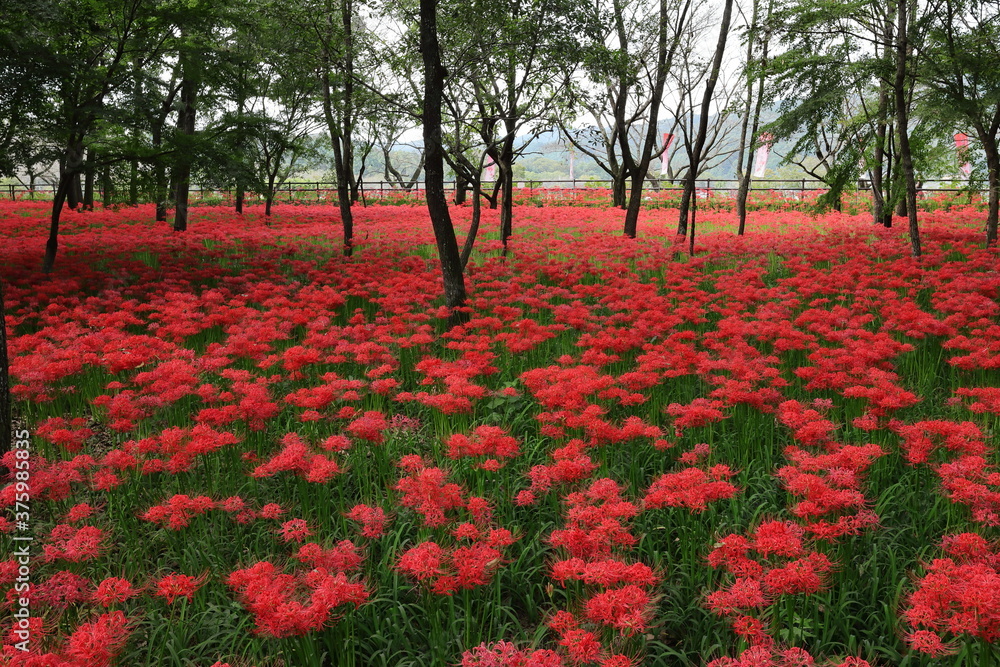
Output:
[
  {"xmin": 397, "ymin": 542, "xmax": 447, "ymax": 582},
  {"xmin": 583, "ymin": 585, "xmax": 653, "ymax": 634},
  {"xmin": 293, "ymin": 540, "xmax": 363, "ymax": 572},
  {"xmin": 63, "ymin": 610, "xmax": 134, "ymax": 667},
  {"xmin": 226, "ymin": 561, "xmax": 368, "ymax": 638},
  {"xmin": 345, "ymin": 410, "xmax": 388, "ymax": 444},
  {"xmin": 278, "ymin": 518, "xmax": 312, "ymax": 543},
  {"xmin": 460, "ymin": 640, "xmax": 524, "ymax": 666},
  {"xmin": 904, "ymin": 630, "xmax": 956, "ymax": 656},
  {"xmin": 394, "ymin": 461, "xmax": 465, "ymax": 527},
  {"xmin": 558, "ymin": 628, "xmax": 602, "ymax": 665},
  {"xmin": 64, "ymin": 503, "xmax": 97, "ymax": 523},
  {"xmin": 258, "ymin": 503, "xmax": 285, "ymax": 519},
  {"xmin": 140, "ymin": 494, "xmax": 216, "ymax": 530},
  {"xmin": 41, "ymin": 524, "xmax": 106, "ymax": 562},
  {"xmin": 446, "ymin": 425, "xmax": 520, "ymax": 462},
  {"xmin": 154, "ymin": 573, "xmax": 208, "ymax": 604},
  {"xmin": 93, "ymin": 577, "xmax": 140, "ymax": 607},
  {"xmin": 644, "ymin": 466, "xmax": 739, "ymax": 512},
  {"xmin": 32, "ymin": 570, "xmax": 91, "ymax": 609},
  {"xmin": 345, "ymin": 504, "xmax": 389, "ymax": 538}
]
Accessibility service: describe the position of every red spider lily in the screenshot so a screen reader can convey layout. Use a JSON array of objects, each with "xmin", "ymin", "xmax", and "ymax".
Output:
[
  {"xmin": 345, "ymin": 410, "xmax": 388, "ymax": 444},
  {"xmin": 278, "ymin": 518, "xmax": 312, "ymax": 543},
  {"xmin": 393, "ymin": 459, "xmax": 465, "ymax": 528},
  {"xmin": 226, "ymin": 561, "xmax": 369, "ymax": 638},
  {"xmin": 461, "ymin": 641, "xmax": 565, "ymax": 667},
  {"xmin": 582, "ymin": 584, "xmax": 654, "ymax": 634},
  {"xmin": 41, "ymin": 525, "xmax": 106, "ymax": 562},
  {"xmin": 92, "ymin": 577, "xmax": 140, "ymax": 607},
  {"xmin": 293, "ymin": 541, "xmax": 364, "ymax": 572},
  {"xmin": 62, "ymin": 611, "xmax": 134, "ymax": 667},
  {"xmin": 644, "ymin": 465, "xmax": 739, "ymax": 512},
  {"xmin": 63, "ymin": 503, "xmax": 97, "ymax": 523},
  {"xmin": 345, "ymin": 504, "xmax": 389, "ymax": 538},
  {"xmin": 140, "ymin": 494, "xmax": 216, "ymax": 530},
  {"xmin": 550, "ymin": 558, "xmax": 659, "ymax": 588},
  {"xmin": 154, "ymin": 572, "xmax": 208, "ymax": 604},
  {"xmin": 902, "ymin": 534, "xmax": 1000, "ymax": 648},
  {"xmin": 446, "ymin": 425, "xmax": 520, "ymax": 464},
  {"xmin": 251, "ymin": 432, "xmax": 341, "ymax": 484},
  {"xmin": 397, "ymin": 536, "xmax": 514, "ymax": 595},
  {"xmin": 550, "ymin": 478, "xmax": 639, "ymax": 560},
  {"xmin": 257, "ymin": 503, "xmax": 286, "ymax": 520},
  {"xmin": 557, "ymin": 628, "xmax": 602, "ymax": 665},
  {"xmin": 36, "ymin": 417, "xmax": 93, "ymax": 453},
  {"xmin": 34, "ymin": 571, "xmax": 92, "ymax": 609}
]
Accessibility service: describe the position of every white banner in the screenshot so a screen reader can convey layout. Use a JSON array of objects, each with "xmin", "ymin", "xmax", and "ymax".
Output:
[
  {"xmin": 752, "ymin": 133, "xmax": 773, "ymax": 178},
  {"xmin": 660, "ymin": 133, "xmax": 675, "ymax": 176}
]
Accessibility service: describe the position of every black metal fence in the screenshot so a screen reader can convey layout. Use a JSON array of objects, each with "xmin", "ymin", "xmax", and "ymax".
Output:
[{"xmin": 3, "ymin": 178, "xmax": 985, "ymax": 202}]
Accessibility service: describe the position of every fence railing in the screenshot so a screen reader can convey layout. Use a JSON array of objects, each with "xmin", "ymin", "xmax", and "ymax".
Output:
[{"xmin": 3, "ymin": 178, "xmax": 986, "ymax": 202}]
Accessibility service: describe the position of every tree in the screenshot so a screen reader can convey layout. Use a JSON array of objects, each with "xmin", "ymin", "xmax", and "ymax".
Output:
[
  {"xmin": 277, "ymin": 0, "xmax": 377, "ymax": 256},
  {"xmin": 560, "ymin": 0, "xmax": 693, "ymax": 237},
  {"xmin": 734, "ymin": 0, "xmax": 773, "ymax": 234},
  {"xmin": 0, "ymin": 2, "xmax": 54, "ymax": 180},
  {"xmin": 920, "ymin": 0, "xmax": 1000, "ymax": 246},
  {"xmin": 421, "ymin": 0, "xmax": 469, "ymax": 326},
  {"xmin": 893, "ymin": 0, "xmax": 921, "ymax": 257},
  {"xmin": 35, "ymin": 0, "xmax": 160, "ymax": 271},
  {"xmin": 677, "ymin": 0, "xmax": 735, "ymax": 239},
  {"xmin": 442, "ymin": 0, "xmax": 579, "ymax": 252}
]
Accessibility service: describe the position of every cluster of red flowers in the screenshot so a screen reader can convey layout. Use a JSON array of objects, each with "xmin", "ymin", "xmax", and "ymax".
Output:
[
  {"xmin": 226, "ymin": 561, "xmax": 369, "ymax": 637},
  {"xmin": 902, "ymin": 533, "xmax": 1000, "ymax": 655},
  {"xmin": 250, "ymin": 432, "xmax": 342, "ymax": 483},
  {"xmin": 706, "ymin": 521, "xmax": 833, "ymax": 630},
  {"xmin": 775, "ymin": 400, "xmax": 884, "ymax": 540},
  {"xmin": 892, "ymin": 419, "xmax": 1000, "ymax": 525}
]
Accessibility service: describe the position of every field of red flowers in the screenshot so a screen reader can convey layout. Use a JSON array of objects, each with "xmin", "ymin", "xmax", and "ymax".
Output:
[{"xmin": 1, "ymin": 199, "xmax": 999, "ymax": 667}]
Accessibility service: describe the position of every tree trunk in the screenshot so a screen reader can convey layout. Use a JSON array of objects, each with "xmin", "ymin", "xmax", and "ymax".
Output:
[
  {"xmin": 101, "ymin": 164, "xmax": 113, "ymax": 208},
  {"xmin": 421, "ymin": 0, "xmax": 468, "ymax": 327},
  {"xmin": 894, "ymin": 0, "xmax": 920, "ymax": 258},
  {"xmin": 83, "ymin": 149, "xmax": 95, "ymax": 210},
  {"xmin": 454, "ymin": 175, "xmax": 468, "ymax": 205},
  {"xmin": 623, "ymin": 0, "xmax": 688, "ymax": 237},
  {"xmin": 66, "ymin": 167, "xmax": 82, "ymax": 211},
  {"xmin": 129, "ymin": 158, "xmax": 138, "ymax": 206},
  {"xmin": 43, "ymin": 174, "xmax": 72, "ymax": 273},
  {"xmin": 151, "ymin": 125, "xmax": 168, "ymax": 222},
  {"xmin": 460, "ymin": 181, "xmax": 482, "ymax": 268},
  {"xmin": 872, "ymin": 116, "xmax": 888, "ymax": 225},
  {"xmin": 43, "ymin": 144, "xmax": 82, "ymax": 273},
  {"xmin": 499, "ymin": 133, "xmax": 515, "ymax": 252},
  {"xmin": 677, "ymin": 178, "xmax": 692, "ymax": 236},
  {"xmin": 173, "ymin": 73, "xmax": 197, "ymax": 232},
  {"xmin": 980, "ymin": 133, "xmax": 999, "ymax": 247},
  {"xmin": 330, "ymin": 137, "xmax": 354, "ymax": 256},
  {"xmin": 236, "ymin": 185, "xmax": 244, "ymax": 214},
  {"xmin": 612, "ymin": 172, "xmax": 627, "ymax": 208}
]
